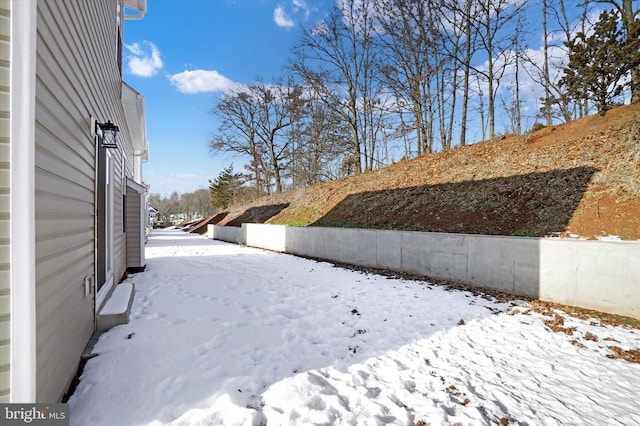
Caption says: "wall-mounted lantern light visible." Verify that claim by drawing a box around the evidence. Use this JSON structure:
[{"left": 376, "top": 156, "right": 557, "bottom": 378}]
[{"left": 96, "top": 120, "right": 120, "bottom": 149}]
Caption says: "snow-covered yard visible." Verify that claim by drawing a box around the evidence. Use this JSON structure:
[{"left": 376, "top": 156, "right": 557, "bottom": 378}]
[{"left": 68, "top": 229, "right": 640, "bottom": 426}]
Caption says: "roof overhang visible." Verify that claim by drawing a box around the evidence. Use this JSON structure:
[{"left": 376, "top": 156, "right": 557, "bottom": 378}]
[
  {"left": 124, "top": 0, "right": 147, "bottom": 20},
  {"left": 121, "top": 82, "right": 148, "bottom": 156}
]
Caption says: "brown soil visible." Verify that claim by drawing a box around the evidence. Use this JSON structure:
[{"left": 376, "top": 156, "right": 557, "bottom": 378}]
[{"left": 218, "top": 104, "right": 640, "bottom": 240}]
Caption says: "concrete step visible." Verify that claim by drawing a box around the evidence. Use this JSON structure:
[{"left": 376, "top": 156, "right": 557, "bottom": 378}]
[{"left": 96, "top": 282, "right": 135, "bottom": 331}]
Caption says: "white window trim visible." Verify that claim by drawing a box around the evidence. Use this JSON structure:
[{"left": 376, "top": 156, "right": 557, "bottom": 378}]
[{"left": 97, "top": 151, "right": 115, "bottom": 310}]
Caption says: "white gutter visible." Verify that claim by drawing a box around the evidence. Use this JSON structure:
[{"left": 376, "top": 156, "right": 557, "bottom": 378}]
[
  {"left": 124, "top": 0, "right": 147, "bottom": 20},
  {"left": 10, "top": 0, "right": 37, "bottom": 403}
]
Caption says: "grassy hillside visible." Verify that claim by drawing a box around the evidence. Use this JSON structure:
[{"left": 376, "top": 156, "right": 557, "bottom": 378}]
[{"left": 217, "top": 103, "right": 640, "bottom": 240}]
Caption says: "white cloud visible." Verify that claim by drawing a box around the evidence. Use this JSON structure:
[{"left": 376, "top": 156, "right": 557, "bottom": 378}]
[
  {"left": 292, "top": 0, "right": 311, "bottom": 20},
  {"left": 274, "top": 6, "right": 295, "bottom": 28},
  {"left": 168, "top": 69, "right": 236, "bottom": 94},
  {"left": 145, "top": 169, "right": 211, "bottom": 197},
  {"left": 125, "top": 41, "right": 163, "bottom": 77},
  {"left": 274, "top": 1, "right": 315, "bottom": 28},
  {"left": 126, "top": 43, "right": 144, "bottom": 56}
]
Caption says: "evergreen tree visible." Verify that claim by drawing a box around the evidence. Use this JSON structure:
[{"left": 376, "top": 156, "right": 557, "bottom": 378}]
[
  {"left": 209, "top": 165, "right": 244, "bottom": 209},
  {"left": 594, "top": 0, "right": 640, "bottom": 104},
  {"left": 561, "top": 9, "right": 640, "bottom": 114}
]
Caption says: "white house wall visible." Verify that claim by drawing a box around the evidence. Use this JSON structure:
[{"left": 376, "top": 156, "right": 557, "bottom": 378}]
[
  {"left": 32, "top": 0, "right": 133, "bottom": 402},
  {"left": 0, "top": 0, "right": 11, "bottom": 403}
]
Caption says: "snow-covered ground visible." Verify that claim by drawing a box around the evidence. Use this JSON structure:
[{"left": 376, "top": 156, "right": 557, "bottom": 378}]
[{"left": 68, "top": 229, "right": 640, "bottom": 426}]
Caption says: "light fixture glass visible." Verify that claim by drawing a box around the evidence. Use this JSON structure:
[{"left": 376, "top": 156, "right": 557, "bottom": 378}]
[{"left": 96, "top": 120, "right": 120, "bottom": 149}]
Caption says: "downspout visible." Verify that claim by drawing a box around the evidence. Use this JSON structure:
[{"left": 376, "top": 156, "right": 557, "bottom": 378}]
[
  {"left": 133, "top": 150, "right": 146, "bottom": 184},
  {"left": 10, "top": 0, "right": 37, "bottom": 403},
  {"left": 92, "top": 115, "right": 99, "bottom": 329}
]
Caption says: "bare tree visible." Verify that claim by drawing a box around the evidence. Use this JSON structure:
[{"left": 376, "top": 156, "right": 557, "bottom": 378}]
[
  {"left": 253, "top": 77, "right": 304, "bottom": 193},
  {"left": 525, "top": 0, "right": 579, "bottom": 123},
  {"left": 504, "top": 12, "right": 528, "bottom": 134},
  {"left": 191, "top": 188, "right": 215, "bottom": 217},
  {"left": 432, "top": 0, "right": 469, "bottom": 150},
  {"left": 542, "top": 0, "right": 553, "bottom": 125},
  {"left": 292, "top": 0, "right": 383, "bottom": 173},
  {"left": 180, "top": 189, "right": 215, "bottom": 219},
  {"left": 375, "top": 0, "right": 435, "bottom": 155},
  {"left": 578, "top": 2, "right": 592, "bottom": 116},
  {"left": 149, "top": 188, "right": 215, "bottom": 224},
  {"left": 290, "top": 90, "right": 352, "bottom": 185},
  {"left": 210, "top": 77, "right": 304, "bottom": 194},
  {"left": 211, "top": 87, "right": 266, "bottom": 194},
  {"left": 460, "top": 0, "right": 476, "bottom": 145},
  {"left": 473, "top": 0, "right": 528, "bottom": 139},
  {"left": 206, "top": 0, "right": 637, "bottom": 195},
  {"left": 430, "top": 0, "right": 483, "bottom": 147}
]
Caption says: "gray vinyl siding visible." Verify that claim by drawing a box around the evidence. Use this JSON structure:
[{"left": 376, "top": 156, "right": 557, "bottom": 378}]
[
  {"left": 126, "top": 181, "right": 144, "bottom": 269},
  {"left": 114, "top": 153, "right": 127, "bottom": 281},
  {"left": 0, "top": 0, "right": 11, "bottom": 403},
  {"left": 33, "top": 0, "right": 132, "bottom": 401}
]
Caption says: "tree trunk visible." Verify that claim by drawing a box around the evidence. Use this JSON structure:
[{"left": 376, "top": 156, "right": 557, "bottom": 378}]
[
  {"left": 622, "top": 0, "right": 640, "bottom": 103},
  {"left": 460, "top": 0, "right": 472, "bottom": 146},
  {"left": 543, "top": 0, "right": 553, "bottom": 126}
]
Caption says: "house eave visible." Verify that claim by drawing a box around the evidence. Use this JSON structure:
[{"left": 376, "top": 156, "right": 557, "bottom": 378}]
[
  {"left": 121, "top": 82, "right": 148, "bottom": 155},
  {"left": 124, "top": 0, "right": 147, "bottom": 20}
]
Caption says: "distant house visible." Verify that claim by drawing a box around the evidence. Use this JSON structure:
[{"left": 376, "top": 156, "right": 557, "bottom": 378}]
[
  {"left": 147, "top": 206, "right": 158, "bottom": 236},
  {"left": 148, "top": 206, "right": 159, "bottom": 223},
  {"left": 2, "top": 0, "right": 149, "bottom": 402}
]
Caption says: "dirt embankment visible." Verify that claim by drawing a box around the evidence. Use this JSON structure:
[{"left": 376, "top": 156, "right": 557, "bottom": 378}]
[{"left": 218, "top": 104, "right": 640, "bottom": 240}]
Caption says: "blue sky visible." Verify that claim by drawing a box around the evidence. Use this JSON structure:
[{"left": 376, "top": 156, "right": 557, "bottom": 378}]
[{"left": 123, "top": 0, "right": 331, "bottom": 196}]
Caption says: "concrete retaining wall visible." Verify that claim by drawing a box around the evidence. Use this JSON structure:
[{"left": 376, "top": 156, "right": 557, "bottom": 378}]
[
  {"left": 207, "top": 224, "right": 241, "bottom": 243},
  {"left": 209, "top": 224, "right": 640, "bottom": 319}
]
